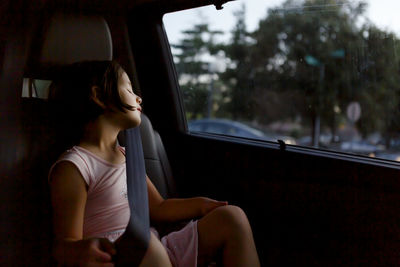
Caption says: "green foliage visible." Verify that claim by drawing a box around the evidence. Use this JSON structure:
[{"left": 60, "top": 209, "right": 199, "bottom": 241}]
[
  {"left": 180, "top": 83, "right": 209, "bottom": 120},
  {"left": 356, "top": 26, "right": 400, "bottom": 138},
  {"left": 219, "top": 4, "right": 255, "bottom": 120},
  {"left": 252, "top": 0, "right": 366, "bottom": 122},
  {"left": 172, "top": 19, "right": 224, "bottom": 119}
]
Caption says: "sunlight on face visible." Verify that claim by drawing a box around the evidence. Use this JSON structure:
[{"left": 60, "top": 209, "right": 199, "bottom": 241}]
[{"left": 117, "top": 72, "right": 142, "bottom": 128}]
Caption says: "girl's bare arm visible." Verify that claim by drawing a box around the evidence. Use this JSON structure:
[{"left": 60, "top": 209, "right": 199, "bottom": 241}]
[
  {"left": 50, "top": 162, "right": 87, "bottom": 241},
  {"left": 147, "top": 176, "right": 227, "bottom": 223},
  {"left": 50, "top": 162, "right": 115, "bottom": 266}
]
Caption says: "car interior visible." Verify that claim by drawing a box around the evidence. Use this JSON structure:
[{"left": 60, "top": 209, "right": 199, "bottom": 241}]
[{"left": 1, "top": 0, "right": 400, "bottom": 266}]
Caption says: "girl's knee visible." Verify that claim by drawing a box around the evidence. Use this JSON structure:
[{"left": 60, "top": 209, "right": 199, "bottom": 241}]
[
  {"left": 213, "top": 205, "right": 251, "bottom": 234},
  {"left": 215, "top": 205, "right": 247, "bottom": 220}
]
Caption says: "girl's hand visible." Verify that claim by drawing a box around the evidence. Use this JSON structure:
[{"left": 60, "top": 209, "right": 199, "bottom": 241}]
[
  {"left": 55, "top": 238, "right": 116, "bottom": 267},
  {"left": 197, "top": 197, "right": 228, "bottom": 217},
  {"left": 76, "top": 238, "right": 116, "bottom": 267}
]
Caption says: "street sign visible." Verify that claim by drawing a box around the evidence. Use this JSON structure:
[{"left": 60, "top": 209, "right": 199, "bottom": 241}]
[
  {"left": 305, "top": 55, "right": 321, "bottom": 66},
  {"left": 346, "top": 101, "right": 361, "bottom": 122}
]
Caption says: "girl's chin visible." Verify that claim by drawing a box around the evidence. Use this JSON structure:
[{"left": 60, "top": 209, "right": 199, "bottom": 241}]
[{"left": 125, "top": 118, "right": 141, "bottom": 129}]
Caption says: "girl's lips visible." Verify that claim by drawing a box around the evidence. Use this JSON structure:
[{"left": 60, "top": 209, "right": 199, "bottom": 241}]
[{"left": 136, "top": 107, "right": 142, "bottom": 112}]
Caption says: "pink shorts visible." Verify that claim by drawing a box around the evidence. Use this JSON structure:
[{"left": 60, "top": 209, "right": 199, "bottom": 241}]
[
  {"left": 102, "top": 220, "right": 198, "bottom": 266},
  {"left": 159, "top": 220, "right": 198, "bottom": 267}
]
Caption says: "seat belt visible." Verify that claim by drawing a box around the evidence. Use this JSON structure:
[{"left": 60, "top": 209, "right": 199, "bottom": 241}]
[{"left": 114, "top": 127, "right": 150, "bottom": 266}]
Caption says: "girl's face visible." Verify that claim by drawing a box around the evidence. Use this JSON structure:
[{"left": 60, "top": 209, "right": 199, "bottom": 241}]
[{"left": 117, "top": 71, "right": 142, "bottom": 128}]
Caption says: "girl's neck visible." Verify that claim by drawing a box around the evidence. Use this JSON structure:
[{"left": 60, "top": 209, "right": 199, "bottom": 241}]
[{"left": 79, "top": 116, "right": 121, "bottom": 153}]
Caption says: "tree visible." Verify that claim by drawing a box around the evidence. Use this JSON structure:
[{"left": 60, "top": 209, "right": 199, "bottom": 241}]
[
  {"left": 219, "top": 4, "right": 255, "bottom": 121},
  {"left": 355, "top": 25, "right": 400, "bottom": 146},
  {"left": 250, "top": 0, "right": 378, "bottom": 144},
  {"left": 172, "top": 18, "right": 224, "bottom": 120}
]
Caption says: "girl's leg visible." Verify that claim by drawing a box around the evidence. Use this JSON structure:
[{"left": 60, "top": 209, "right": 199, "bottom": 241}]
[
  {"left": 197, "top": 205, "right": 260, "bottom": 267},
  {"left": 139, "top": 232, "right": 172, "bottom": 267}
]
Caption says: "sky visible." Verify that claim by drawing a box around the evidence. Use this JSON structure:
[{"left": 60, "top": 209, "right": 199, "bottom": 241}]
[{"left": 163, "top": 0, "right": 400, "bottom": 44}]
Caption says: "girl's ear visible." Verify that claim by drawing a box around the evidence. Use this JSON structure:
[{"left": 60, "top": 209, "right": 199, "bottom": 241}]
[{"left": 91, "top": 86, "right": 106, "bottom": 109}]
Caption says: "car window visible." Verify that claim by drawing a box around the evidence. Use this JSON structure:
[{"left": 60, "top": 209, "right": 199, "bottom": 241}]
[{"left": 164, "top": 0, "right": 400, "bottom": 161}]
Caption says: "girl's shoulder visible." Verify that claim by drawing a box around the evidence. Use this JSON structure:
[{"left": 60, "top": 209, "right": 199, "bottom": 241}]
[
  {"left": 49, "top": 145, "right": 126, "bottom": 182},
  {"left": 59, "top": 146, "right": 84, "bottom": 159},
  {"left": 48, "top": 146, "right": 92, "bottom": 183},
  {"left": 55, "top": 146, "right": 94, "bottom": 170}
]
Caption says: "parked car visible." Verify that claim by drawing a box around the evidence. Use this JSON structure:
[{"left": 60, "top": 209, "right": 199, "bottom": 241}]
[
  {"left": 189, "top": 118, "right": 297, "bottom": 144},
  {"left": 188, "top": 118, "right": 268, "bottom": 140},
  {"left": 340, "top": 140, "right": 385, "bottom": 155}
]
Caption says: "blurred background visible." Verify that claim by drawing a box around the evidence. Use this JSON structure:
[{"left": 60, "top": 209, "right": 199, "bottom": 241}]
[{"left": 164, "top": 0, "right": 400, "bottom": 161}]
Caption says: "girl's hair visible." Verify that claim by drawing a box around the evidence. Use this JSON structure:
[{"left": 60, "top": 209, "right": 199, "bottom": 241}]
[{"left": 49, "top": 60, "right": 135, "bottom": 147}]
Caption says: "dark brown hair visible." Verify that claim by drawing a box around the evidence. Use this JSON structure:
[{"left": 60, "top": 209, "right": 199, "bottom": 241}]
[{"left": 49, "top": 60, "right": 135, "bottom": 146}]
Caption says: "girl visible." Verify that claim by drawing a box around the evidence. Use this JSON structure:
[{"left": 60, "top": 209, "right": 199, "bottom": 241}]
[{"left": 48, "top": 61, "right": 260, "bottom": 267}]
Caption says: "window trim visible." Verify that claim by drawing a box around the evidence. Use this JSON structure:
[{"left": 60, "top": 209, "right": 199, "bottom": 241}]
[
  {"left": 158, "top": 14, "right": 189, "bottom": 132},
  {"left": 188, "top": 130, "right": 400, "bottom": 170}
]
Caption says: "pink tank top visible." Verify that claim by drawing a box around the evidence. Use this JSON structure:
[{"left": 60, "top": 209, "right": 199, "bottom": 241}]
[{"left": 49, "top": 146, "right": 130, "bottom": 242}]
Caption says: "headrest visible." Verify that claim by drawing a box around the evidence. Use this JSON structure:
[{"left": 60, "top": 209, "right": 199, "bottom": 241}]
[{"left": 40, "top": 14, "right": 113, "bottom": 65}]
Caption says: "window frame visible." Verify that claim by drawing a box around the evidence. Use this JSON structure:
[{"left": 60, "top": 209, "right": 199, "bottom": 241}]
[{"left": 143, "top": 4, "right": 400, "bottom": 170}]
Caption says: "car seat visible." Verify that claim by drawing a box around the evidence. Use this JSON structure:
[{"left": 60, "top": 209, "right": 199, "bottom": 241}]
[
  {"left": 119, "top": 114, "right": 177, "bottom": 199},
  {"left": 12, "top": 12, "right": 177, "bottom": 266}
]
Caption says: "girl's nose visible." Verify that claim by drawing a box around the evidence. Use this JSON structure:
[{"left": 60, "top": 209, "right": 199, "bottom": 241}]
[{"left": 136, "top": 96, "right": 142, "bottom": 105}]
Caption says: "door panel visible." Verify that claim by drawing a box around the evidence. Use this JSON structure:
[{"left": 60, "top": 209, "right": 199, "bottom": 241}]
[{"left": 170, "top": 133, "right": 400, "bottom": 266}]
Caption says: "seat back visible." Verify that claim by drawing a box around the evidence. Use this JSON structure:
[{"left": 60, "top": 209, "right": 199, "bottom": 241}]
[
  {"left": 118, "top": 114, "right": 177, "bottom": 198},
  {"left": 4, "top": 14, "right": 113, "bottom": 266}
]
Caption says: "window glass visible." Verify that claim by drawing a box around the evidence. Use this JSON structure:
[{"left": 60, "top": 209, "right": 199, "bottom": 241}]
[{"left": 163, "top": 0, "right": 400, "bottom": 161}]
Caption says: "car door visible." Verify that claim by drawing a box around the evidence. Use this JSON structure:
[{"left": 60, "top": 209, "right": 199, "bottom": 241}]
[{"left": 127, "top": 1, "right": 400, "bottom": 266}]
